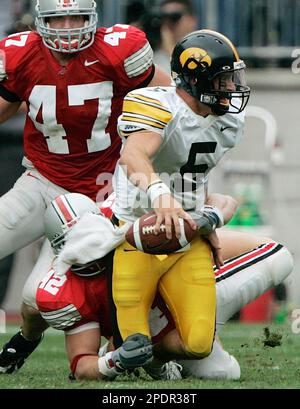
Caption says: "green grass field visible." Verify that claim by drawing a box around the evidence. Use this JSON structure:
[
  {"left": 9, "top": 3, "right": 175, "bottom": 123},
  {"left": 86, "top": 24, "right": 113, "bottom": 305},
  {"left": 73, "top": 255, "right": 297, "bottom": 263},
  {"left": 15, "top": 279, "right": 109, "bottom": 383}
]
[{"left": 0, "top": 322, "right": 300, "bottom": 389}]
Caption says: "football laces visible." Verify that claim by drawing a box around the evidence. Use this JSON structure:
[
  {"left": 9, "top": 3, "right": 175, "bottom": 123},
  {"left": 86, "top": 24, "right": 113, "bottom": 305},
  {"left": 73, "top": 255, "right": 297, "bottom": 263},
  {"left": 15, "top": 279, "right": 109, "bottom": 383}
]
[{"left": 142, "top": 225, "right": 166, "bottom": 235}]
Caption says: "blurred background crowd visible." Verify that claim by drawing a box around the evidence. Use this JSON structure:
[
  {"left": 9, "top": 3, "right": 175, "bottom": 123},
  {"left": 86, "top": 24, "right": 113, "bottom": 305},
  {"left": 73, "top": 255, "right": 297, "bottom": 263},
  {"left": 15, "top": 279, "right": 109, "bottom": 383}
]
[
  {"left": 1, "top": 0, "right": 300, "bottom": 68},
  {"left": 0, "top": 0, "right": 299, "bottom": 325}
]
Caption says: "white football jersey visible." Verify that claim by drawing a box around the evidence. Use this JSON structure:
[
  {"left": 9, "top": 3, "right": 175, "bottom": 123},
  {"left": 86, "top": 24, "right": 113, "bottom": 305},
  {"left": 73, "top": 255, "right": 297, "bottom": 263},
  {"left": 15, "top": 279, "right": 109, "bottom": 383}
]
[{"left": 113, "top": 86, "right": 245, "bottom": 222}]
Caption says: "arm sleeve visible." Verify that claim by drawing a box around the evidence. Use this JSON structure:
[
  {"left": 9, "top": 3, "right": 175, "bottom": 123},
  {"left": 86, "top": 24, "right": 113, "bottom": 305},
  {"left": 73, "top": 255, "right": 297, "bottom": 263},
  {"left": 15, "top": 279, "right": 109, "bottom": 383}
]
[{"left": 109, "top": 25, "right": 155, "bottom": 92}]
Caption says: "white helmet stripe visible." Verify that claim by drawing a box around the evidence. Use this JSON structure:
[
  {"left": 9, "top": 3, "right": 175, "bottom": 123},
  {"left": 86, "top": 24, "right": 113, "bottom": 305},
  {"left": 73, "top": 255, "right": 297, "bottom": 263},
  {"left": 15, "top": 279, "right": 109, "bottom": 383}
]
[{"left": 52, "top": 195, "right": 78, "bottom": 225}]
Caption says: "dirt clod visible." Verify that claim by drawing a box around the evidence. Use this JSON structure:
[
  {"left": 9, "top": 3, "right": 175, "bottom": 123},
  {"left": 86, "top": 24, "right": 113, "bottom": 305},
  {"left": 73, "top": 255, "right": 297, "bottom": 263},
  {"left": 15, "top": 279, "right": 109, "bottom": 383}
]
[{"left": 263, "top": 327, "right": 282, "bottom": 347}]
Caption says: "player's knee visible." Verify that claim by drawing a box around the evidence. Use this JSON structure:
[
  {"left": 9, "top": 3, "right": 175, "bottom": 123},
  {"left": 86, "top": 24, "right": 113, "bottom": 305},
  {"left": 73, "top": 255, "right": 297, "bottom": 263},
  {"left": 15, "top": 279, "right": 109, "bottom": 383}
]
[
  {"left": 183, "top": 320, "right": 214, "bottom": 358},
  {"left": 21, "top": 303, "right": 48, "bottom": 339},
  {"left": 74, "top": 363, "right": 91, "bottom": 381},
  {"left": 268, "top": 244, "right": 294, "bottom": 285},
  {"left": 72, "top": 356, "right": 99, "bottom": 381},
  {"left": 21, "top": 303, "right": 40, "bottom": 317}
]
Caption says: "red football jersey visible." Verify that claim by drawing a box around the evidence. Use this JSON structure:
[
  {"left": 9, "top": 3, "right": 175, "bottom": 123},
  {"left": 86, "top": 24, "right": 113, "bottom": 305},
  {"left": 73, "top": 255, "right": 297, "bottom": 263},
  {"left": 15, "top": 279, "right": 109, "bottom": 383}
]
[
  {"left": 36, "top": 268, "right": 112, "bottom": 338},
  {"left": 36, "top": 268, "right": 175, "bottom": 342},
  {"left": 0, "top": 26, "right": 154, "bottom": 201}
]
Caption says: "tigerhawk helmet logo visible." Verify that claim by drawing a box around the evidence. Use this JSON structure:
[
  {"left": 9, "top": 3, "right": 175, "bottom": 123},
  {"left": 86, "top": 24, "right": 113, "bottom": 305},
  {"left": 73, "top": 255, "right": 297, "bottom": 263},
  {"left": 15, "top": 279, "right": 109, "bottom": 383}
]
[{"left": 180, "top": 47, "right": 212, "bottom": 70}]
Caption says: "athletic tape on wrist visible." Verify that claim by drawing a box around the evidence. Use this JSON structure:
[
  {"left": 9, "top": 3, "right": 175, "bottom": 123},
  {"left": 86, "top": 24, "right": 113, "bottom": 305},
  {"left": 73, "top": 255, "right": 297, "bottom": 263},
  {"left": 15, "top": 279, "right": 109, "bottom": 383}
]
[
  {"left": 98, "top": 352, "right": 120, "bottom": 378},
  {"left": 202, "top": 205, "right": 224, "bottom": 228},
  {"left": 146, "top": 181, "right": 171, "bottom": 206}
]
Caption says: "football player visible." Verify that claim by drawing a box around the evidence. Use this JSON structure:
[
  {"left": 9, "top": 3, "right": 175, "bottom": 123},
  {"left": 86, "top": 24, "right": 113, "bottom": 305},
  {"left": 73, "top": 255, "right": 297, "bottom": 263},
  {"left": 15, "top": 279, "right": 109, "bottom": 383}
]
[
  {"left": 38, "top": 194, "right": 293, "bottom": 381},
  {"left": 0, "top": 0, "right": 171, "bottom": 368},
  {"left": 36, "top": 235, "right": 293, "bottom": 382},
  {"left": 0, "top": 192, "right": 293, "bottom": 379},
  {"left": 111, "top": 30, "right": 251, "bottom": 363}
]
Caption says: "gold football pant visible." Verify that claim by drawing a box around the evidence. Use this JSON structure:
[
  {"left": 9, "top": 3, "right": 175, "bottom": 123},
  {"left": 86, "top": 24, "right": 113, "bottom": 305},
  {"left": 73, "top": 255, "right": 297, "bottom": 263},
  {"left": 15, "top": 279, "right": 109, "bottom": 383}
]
[{"left": 113, "top": 235, "right": 216, "bottom": 357}]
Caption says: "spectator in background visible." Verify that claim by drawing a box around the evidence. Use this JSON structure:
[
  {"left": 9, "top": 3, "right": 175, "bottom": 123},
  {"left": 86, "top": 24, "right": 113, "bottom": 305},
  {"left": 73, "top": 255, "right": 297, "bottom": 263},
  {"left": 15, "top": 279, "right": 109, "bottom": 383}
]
[
  {"left": 124, "top": 0, "right": 147, "bottom": 30},
  {"left": 125, "top": 0, "right": 198, "bottom": 74},
  {"left": 125, "top": 1, "right": 162, "bottom": 52},
  {"left": 154, "top": 0, "right": 198, "bottom": 73}
]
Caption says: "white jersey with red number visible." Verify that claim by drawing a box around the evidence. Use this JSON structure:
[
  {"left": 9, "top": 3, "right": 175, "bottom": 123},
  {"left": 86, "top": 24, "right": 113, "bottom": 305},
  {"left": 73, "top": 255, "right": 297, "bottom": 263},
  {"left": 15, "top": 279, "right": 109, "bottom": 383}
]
[
  {"left": 36, "top": 267, "right": 175, "bottom": 342},
  {"left": 0, "top": 26, "right": 154, "bottom": 201}
]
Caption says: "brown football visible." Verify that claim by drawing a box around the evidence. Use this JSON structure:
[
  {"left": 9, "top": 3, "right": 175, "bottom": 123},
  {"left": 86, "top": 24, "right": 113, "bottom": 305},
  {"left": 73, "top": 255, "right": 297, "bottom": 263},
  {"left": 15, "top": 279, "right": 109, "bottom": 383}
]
[{"left": 125, "top": 211, "right": 197, "bottom": 254}]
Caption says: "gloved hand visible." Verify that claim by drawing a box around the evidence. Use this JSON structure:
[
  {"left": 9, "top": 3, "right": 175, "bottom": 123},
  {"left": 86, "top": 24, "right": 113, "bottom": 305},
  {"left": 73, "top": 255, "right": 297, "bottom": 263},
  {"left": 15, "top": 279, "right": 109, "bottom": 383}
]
[
  {"left": 196, "top": 205, "right": 224, "bottom": 235},
  {"left": 97, "top": 333, "right": 153, "bottom": 379},
  {"left": 112, "top": 333, "right": 153, "bottom": 370}
]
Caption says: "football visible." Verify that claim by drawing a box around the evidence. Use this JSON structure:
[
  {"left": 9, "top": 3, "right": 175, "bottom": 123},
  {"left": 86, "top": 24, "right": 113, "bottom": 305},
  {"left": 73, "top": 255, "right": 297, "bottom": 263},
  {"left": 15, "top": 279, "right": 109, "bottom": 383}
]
[{"left": 125, "top": 211, "right": 197, "bottom": 254}]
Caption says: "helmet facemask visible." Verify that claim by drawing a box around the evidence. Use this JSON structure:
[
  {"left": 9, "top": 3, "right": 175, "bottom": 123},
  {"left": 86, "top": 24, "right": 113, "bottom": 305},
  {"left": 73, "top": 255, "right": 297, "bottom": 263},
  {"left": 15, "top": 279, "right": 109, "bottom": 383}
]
[
  {"left": 50, "top": 216, "right": 79, "bottom": 255},
  {"left": 35, "top": 0, "right": 98, "bottom": 53},
  {"left": 174, "top": 59, "right": 250, "bottom": 116}
]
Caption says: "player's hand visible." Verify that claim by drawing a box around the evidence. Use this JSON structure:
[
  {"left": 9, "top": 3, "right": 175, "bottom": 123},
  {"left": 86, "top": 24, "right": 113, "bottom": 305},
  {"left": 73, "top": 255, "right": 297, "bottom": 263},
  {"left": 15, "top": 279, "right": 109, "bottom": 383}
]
[
  {"left": 0, "top": 50, "right": 7, "bottom": 82},
  {"left": 205, "top": 230, "right": 224, "bottom": 269},
  {"left": 112, "top": 333, "right": 153, "bottom": 370},
  {"left": 153, "top": 193, "right": 197, "bottom": 239}
]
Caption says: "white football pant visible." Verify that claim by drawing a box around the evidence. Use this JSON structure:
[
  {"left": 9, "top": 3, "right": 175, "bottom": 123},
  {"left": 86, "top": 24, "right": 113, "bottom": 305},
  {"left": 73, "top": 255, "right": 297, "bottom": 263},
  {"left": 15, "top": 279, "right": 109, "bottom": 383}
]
[
  {"left": 179, "top": 243, "right": 293, "bottom": 380},
  {"left": 215, "top": 243, "right": 294, "bottom": 327},
  {"left": 22, "top": 239, "right": 54, "bottom": 309},
  {"left": 0, "top": 166, "right": 68, "bottom": 260}
]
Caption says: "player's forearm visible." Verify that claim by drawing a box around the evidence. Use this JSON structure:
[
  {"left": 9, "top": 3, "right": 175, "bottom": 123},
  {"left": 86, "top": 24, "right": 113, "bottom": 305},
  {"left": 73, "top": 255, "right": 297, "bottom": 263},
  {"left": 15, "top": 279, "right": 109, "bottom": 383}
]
[
  {"left": 120, "top": 149, "right": 160, "bottom": 190},
  {"left": 119, "top": 133, "right": 162, "bottom": 191},
  {"left": 0, "top": 97, "right": 21, "bottom": 123}
]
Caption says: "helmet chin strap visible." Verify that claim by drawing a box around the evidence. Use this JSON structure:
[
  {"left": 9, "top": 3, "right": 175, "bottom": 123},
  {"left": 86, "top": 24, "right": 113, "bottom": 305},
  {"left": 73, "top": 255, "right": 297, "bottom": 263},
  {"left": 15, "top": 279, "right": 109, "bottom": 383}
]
[
  {"left": 176, "top": 76, "right": 232, "bottom": 116},
  {"left": 211, "top": 102, "right": 229, "bottom": 116}
]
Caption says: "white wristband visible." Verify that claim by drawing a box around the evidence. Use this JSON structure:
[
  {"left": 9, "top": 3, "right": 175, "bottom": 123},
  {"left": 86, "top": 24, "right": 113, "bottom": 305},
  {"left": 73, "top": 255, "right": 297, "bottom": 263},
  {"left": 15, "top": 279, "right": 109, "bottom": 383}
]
[
  {"left": 98, "top": 352, "right": 120, "bottom": 379},
  {"left": 146, "top": 181, "right": 171, "bottom": 206}
]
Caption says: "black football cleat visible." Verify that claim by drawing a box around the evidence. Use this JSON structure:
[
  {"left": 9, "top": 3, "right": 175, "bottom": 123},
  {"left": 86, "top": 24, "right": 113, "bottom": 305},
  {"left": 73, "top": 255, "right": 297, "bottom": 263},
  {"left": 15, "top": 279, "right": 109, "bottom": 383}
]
[{"left": 0, "top": 330, "right": 43, "bottom": 374}]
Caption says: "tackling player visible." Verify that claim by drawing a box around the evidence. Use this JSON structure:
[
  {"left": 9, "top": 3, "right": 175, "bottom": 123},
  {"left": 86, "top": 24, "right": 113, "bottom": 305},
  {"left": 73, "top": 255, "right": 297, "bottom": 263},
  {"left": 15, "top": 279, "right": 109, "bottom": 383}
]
[
  {"left": 34, "top": 194, "right": 293, "bottom": 381},
  {"left": 0, "top": 192, "right": 293, "bottom": 378},
  {"left": 0, "top": 0, "right": 171, "bottom": 369}
]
